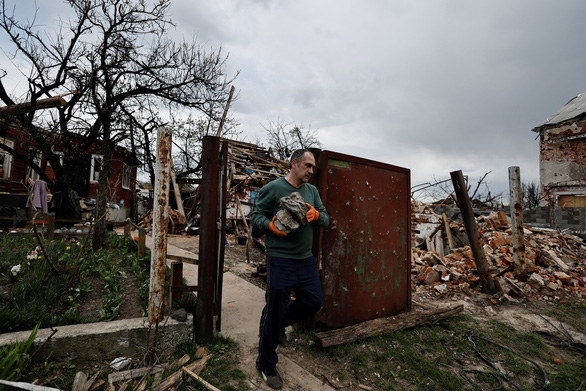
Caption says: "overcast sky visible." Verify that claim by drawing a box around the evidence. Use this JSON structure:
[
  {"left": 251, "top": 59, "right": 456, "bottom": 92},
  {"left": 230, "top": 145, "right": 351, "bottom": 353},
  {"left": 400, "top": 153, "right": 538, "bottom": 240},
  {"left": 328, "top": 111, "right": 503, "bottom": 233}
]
[{"left": 3, "top": 1, "right": 586, "bottom": 202}]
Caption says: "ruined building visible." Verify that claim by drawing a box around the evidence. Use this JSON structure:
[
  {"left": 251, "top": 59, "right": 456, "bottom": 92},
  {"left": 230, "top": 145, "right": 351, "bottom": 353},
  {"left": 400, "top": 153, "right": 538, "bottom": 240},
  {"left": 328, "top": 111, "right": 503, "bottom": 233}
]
[{"left": 531, "top": 93, "right": 586, "bottom": 231}]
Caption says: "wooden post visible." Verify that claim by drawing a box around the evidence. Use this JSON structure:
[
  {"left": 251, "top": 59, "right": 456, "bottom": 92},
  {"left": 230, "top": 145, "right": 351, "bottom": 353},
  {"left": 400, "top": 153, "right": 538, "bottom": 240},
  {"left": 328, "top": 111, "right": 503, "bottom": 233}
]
[
  {"left": 169, "top": 261, "right": 183, "bottom": 308},
  {"left": 124, "top": 221, "right": 130, "bottom": 237},
  {"left": 442, "top": 213, "right": 454, "bottom": 250},
  {"left": 450, "top": 170, "right": 496, "bottom": 294},
  {"left": 138, "top": 228, "right": 146, "bottom": 258},
  {"left": 215, "top": 85, "right": 235, "bottom": 137},
  {"left": 235, "top": 197, "right": 249, "bottom": 233},
  {"left": 170, "top": 157, "right": 186, "bottom": 220},
  {"left": 508, "top": 166, "right": 527, "bottom": 281},
  {"left": 47, "top": 213, "right": 55, "bottom": 241},
  {"left": 148, "top": 127, "right": 172, "bottom": 324}
]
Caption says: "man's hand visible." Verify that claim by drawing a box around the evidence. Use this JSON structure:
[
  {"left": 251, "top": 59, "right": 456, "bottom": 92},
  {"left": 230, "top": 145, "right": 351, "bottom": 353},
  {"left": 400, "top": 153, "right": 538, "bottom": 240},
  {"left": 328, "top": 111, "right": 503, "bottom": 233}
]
[
  {"left": 305, "top": 203, "right": 319, "bottom": 222},
  {"left": 269, "top": 216, "right": 288, "bottom": 237}
]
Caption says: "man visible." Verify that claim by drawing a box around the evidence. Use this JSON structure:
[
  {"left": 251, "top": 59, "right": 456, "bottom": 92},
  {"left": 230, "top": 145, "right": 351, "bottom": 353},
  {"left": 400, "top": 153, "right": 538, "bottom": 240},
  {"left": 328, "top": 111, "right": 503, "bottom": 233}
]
[{"left": 252, "top": 149, "right": 329, "bottom": 389}]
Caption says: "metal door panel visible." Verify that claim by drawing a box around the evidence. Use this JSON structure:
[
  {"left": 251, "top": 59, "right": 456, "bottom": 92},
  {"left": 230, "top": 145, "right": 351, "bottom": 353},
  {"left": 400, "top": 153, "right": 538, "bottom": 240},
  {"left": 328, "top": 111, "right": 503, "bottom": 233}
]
[{"left": 317, "top": 151, "right": 411, "bottom": 327}]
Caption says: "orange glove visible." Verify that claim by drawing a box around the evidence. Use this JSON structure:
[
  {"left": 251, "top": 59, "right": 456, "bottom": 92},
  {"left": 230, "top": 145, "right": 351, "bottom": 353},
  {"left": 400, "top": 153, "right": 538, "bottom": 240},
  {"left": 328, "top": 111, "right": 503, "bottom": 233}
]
[
  {"left": 305, "top": 203, "right": 319, "bottom": 222},
  {"left": 269, "top": 216, "right": 287, "bottom": 237}
]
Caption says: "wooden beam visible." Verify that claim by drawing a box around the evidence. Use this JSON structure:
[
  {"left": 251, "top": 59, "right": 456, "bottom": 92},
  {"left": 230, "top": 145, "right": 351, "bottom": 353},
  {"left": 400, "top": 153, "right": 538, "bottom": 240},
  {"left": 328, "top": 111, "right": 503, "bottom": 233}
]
[
  {"left": 442, "top": 213, "right": 454, "bottom": 250},
  {"left": 315, "top": 305, "right": 464, "bottom": 348}
]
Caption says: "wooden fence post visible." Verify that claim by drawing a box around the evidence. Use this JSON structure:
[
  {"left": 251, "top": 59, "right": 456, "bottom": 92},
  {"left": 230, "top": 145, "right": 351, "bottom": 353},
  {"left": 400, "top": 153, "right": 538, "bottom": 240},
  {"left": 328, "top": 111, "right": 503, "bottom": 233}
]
[
  {"left": 169, "top": 261, "right": 183, "bottom": 308},
  {"left": 138, "top": 228, "right": 146, "bottom": 258}
]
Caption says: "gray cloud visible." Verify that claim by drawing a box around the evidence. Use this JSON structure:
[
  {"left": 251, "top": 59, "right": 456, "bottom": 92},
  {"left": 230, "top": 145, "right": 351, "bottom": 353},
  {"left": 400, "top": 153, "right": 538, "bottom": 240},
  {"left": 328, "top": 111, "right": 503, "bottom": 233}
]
[{"left": 3, "top": 0, "right": 586, "bottom": 202}]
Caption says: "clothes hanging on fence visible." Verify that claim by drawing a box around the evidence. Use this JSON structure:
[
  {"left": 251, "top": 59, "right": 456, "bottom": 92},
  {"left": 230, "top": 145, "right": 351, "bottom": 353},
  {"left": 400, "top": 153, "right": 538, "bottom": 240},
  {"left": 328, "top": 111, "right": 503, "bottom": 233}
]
[{"left": 26, "top": 179, "right": 48, "bottom": 214}]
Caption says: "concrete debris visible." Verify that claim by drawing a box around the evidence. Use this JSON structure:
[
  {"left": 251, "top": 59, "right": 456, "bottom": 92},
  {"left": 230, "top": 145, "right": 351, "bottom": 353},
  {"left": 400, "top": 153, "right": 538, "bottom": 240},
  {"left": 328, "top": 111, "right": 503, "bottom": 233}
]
[
  {"left": 412, "top": 202, "right": 586, "bottom": 304},
  {"left": 274, "top": 192, "right": 309, "bottom": 233},
  {"left": 109, "top": 357, "right": 132, "bottom": 371}
]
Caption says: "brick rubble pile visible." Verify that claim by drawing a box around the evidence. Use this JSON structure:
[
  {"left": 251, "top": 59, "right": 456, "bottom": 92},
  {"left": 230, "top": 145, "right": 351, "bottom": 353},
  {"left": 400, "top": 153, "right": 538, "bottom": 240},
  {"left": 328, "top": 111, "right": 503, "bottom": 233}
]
[{"left": 412, "top": 205, "right": 586, "bottom": 304}]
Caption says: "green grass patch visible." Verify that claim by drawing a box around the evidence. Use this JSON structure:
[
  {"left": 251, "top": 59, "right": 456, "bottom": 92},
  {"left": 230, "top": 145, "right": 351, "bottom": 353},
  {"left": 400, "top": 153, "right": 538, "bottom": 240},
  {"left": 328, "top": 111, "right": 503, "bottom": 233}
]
[
  {"left": 0, "top": 233, "right": 151, "bottom": 333},
  {"left": 172, "top": 335, "right": 249, "bottom": 391}
]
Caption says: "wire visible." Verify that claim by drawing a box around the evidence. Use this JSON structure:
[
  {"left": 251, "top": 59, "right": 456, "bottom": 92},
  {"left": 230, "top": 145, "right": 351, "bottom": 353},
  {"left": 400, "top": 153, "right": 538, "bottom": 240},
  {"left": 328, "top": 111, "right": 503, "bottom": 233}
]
[{"left": 467, "top": 335, "right": 551, "bottom": 390}]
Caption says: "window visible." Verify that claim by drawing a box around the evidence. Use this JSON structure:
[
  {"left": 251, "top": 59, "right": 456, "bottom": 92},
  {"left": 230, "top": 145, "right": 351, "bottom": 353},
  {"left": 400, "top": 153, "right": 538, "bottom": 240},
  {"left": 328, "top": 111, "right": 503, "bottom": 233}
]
[
  {"left": 0, "top": 138, "right": 14, "bottom": 180},
  {"left": 122, "top": 164, "right": 131, "bottom": 189},
  {"left": 90, "top": 154, "right": 103, "bottom": 183},
  {"left": 27, "top": 151, "right": 43, "bottom": 182}
]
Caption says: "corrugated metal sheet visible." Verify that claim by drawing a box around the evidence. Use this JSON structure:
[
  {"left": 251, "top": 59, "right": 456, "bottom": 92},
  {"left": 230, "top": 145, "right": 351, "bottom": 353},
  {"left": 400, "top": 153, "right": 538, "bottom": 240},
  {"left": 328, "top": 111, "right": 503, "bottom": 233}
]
[
  {"left": 538, "top": 93, "right": 586, "bottom": 128},
  {"left": 317, "top": 151, "right": 411, "bottom": 327}
]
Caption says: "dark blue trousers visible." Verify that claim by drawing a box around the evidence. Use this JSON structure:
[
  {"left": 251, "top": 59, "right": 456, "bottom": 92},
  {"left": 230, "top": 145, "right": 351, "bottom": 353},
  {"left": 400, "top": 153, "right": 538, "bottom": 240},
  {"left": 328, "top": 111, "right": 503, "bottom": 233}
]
[{"left": 256, "top": 255, "right": 323, "bottom": 370}]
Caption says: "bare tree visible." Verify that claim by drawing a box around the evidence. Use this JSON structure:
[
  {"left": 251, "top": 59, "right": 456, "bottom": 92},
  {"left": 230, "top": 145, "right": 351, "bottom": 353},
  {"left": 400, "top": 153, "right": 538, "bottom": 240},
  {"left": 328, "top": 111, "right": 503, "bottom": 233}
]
[
  {"left": 412, "top": 172, "right": 504, "bottom": 209},
  {"left": 0, "top": 0, "right": 237, "bottom": 249},
  {"left": 260, "top": 118, "right": 321, "bottom": 160},
  {"left": 522, "top": 180, "right": 541, "bottom": 210},
  {"left": 170, "top": 103, "right": 241, "bottom": 181}
]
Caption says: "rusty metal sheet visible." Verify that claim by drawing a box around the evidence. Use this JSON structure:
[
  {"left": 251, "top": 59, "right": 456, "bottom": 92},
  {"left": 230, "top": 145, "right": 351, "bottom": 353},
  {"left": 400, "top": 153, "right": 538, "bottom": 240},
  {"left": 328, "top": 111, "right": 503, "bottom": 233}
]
[
  {"left": 196, "top": 136, "right": 227, "bottom": 342},
  {"left": 317, "top": 151, "right": 411, "bottom": 327}
]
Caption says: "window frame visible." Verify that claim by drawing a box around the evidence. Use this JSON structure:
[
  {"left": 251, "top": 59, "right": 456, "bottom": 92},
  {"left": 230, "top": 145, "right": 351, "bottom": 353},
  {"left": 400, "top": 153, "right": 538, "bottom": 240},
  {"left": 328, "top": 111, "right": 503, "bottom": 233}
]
[
  {"left": 90, "top": 154, "right": 103, "bottom": 183},
  {"left": 122, "top": 164, "right": 131, "bottom": 190},
  {"left": 0, "top": 138, "right": 15, "bottom": 180}
]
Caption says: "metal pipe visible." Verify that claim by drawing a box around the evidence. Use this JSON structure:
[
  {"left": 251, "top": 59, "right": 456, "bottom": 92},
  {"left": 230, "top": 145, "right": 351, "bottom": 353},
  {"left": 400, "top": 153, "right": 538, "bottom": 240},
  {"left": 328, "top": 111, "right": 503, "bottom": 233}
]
[
  {"left": 148, "top": 127, "right": 172, "bottom": 324},
  {"left": 508, "top": 166, "right": 527, "bottom": 281}
]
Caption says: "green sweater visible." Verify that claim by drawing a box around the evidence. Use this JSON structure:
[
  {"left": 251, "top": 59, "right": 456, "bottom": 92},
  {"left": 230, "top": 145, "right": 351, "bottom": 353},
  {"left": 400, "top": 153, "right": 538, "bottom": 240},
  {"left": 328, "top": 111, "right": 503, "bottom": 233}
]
[{"left": 252, "top": 178, "right": 329, "bottom": 259}]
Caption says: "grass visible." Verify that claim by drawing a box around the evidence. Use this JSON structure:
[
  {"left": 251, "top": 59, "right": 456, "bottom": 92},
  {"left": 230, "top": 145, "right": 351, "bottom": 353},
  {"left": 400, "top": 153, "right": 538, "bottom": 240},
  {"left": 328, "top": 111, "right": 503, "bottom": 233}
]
[
  {"left": 287, "top": 307, "right": 586, "bottom": 391},
  {"left": 0, "top": 233, "right": 151, "bottom": 333},
  {"left": 32, "top": 335, "right": 251, "bottom": 391},
  {"left": 3, "top": 233, "right": 585, "bottom": 390}
]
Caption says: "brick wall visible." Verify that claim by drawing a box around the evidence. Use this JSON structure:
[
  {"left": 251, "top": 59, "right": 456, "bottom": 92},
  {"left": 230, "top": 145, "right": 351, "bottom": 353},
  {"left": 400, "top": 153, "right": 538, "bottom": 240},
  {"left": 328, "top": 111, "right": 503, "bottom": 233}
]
[
  {"left": 537, "top": 117, "right": 586, "bottom": 200},
  {"left": 524, "top": 206, "right": 586, "bottom": 232}
]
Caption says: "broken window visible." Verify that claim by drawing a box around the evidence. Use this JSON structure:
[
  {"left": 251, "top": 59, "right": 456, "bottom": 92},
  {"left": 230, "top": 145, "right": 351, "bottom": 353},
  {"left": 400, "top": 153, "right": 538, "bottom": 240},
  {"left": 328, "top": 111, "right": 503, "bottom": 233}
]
[
  {"left": 122, "top": 164, "right": 131, "bottom": 189},
  {"left": 0, "top": 138, "right": 14, "bottom": 180},
  {"left": 90, "top": 154, "right": 103, "bottom": 182}
]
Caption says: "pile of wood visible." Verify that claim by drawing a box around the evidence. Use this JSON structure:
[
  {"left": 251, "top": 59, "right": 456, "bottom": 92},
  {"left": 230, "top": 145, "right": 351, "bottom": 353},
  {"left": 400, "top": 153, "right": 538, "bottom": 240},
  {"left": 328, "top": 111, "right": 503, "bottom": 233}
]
[
  {"left": 223, "top": 139, "right": 288, "bottom": 240},
  {"left": 412, "top": 204, "right": 586, "bottom": 304},
  {"left": 224, "top": 139, "right": 288, "bottom": 191},
  {"left": 137, "top": 208, "right": 187, "bottom": 234},
  {"left": 68, "top": 351, "right": 216, "bottom": 391}
]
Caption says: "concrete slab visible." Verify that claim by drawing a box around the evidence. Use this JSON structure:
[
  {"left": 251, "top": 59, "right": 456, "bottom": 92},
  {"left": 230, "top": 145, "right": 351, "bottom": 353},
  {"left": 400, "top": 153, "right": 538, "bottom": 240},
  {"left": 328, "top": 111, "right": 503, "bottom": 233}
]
[{"left": 0, "top": 316, "right": 193, "bottom": 363}]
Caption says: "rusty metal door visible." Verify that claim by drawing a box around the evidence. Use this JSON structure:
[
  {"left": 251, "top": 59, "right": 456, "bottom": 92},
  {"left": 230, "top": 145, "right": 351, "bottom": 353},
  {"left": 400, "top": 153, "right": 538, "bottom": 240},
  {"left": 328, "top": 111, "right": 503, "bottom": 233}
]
[
  {"left": 317, "top": 151, "right": 411, "bottom": 327},
  {"left": 196, "top": 136, "right": 227, "bottom": 342}
]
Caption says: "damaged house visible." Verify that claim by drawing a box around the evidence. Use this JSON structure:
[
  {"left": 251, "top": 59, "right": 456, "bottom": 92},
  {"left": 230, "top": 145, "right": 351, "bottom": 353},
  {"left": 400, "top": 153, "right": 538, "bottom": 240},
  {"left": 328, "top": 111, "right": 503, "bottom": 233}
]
[
  {"left": 531, "top": 93, "right": 586, "bottom": 231},
  {"left": 0, "top": 120, "right": 138, "bottom": 222}
]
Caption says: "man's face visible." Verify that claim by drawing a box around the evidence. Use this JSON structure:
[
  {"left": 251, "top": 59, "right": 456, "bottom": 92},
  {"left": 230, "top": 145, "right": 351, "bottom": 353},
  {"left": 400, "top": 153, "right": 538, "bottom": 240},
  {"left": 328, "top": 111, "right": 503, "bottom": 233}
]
[{"left": 292, "top": 152, "right": 316, "bottom": 183}]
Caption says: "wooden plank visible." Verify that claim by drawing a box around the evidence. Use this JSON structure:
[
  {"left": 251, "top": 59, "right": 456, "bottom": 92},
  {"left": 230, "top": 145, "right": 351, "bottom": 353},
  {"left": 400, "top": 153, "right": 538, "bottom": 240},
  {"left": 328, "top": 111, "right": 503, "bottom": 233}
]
[
  {"left": 182, "top": 367, "right": 222, "bottom": 391},
  {"left": 107, "top": 365, "right": 165, "bottom": 383},
  {"left": 167, "top": 253, "right": 198, "bottom": 264},
  {"left": 315, "top": 305, "right": 464, "bottom": 348},
  {"left": 152, "top": 355, "right": 212, "bottom": 391},
  {"left": 0, "top": 380, "right": 61, "bottom": 391},
  {"left": 235, "top": 197, "right": 249, "bottom": 234},
  {"left": 442, "top": 213, "right": 454, "bottom": 250},
  {"left": 170, "top": 157, "right": 186, "bottom": 219}
]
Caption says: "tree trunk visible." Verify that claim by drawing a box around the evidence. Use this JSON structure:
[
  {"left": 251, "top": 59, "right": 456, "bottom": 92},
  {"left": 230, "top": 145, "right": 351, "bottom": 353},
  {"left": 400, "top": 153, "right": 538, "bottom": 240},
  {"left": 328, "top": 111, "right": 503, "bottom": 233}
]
[{"left": 92, "top": 125, "right": 112, "bottom": 251}]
